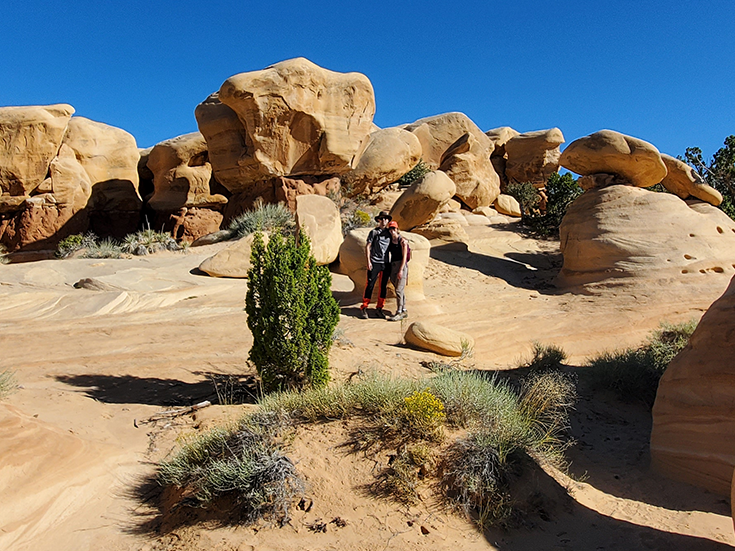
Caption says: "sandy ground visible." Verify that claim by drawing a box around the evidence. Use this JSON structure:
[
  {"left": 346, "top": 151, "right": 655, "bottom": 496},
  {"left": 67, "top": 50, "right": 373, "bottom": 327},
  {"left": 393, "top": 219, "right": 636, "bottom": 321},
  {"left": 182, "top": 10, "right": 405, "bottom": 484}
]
[{"left": 1, "top": 221, "right": 733, "bottom": 551}]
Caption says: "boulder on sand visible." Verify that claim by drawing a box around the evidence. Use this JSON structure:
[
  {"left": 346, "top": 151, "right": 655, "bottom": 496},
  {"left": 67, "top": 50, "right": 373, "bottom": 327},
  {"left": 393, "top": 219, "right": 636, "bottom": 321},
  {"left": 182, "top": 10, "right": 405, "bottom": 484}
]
[
  {"left": 389, "top": 170, "right": 456, "bottom": 230},
  {"left": 199, "top": 233, "right": 269, "bottom": 278},
  {"left": 404, "top": 321, "right": 474, "bottom": 357},
  {"left": 494, "top": 194, "right": 522, "bottom": 217},
  {"left": 295, "top": 194, "right": 343, "bottom": 265}
]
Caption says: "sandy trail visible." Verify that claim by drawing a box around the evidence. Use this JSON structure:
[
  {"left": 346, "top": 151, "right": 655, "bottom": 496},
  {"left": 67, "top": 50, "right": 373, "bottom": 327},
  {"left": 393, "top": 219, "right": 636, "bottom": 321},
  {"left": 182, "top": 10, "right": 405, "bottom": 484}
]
[{"left": 0, "top": 224, "right": 733, "bottom": 550}]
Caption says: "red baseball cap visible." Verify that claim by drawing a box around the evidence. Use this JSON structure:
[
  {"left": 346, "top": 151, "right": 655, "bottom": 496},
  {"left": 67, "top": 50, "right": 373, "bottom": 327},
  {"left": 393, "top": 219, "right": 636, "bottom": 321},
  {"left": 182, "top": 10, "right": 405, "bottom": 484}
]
[{"left": 388, "top": 221, "right": 399, "bottom": 229}]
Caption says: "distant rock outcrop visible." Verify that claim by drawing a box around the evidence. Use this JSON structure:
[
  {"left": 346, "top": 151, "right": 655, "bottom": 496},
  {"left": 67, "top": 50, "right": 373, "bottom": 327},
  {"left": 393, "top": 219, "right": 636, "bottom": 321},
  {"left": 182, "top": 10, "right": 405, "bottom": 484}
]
[
  {"left": 651, "top": 274, "right": 735, "bottom": 495},
  {"left": 199, "top": 233, "right": 268, "bottom": 278}
]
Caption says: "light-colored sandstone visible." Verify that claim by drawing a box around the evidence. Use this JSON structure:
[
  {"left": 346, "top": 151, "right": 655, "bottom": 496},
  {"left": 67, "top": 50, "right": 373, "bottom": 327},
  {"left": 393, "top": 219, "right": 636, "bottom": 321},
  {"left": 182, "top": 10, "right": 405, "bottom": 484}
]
[
  {"left": 494, "top": 194, "right": 522, "bottom": 217},
  {"left": 462, "top": 213, "right": 492, "bottom": 226},
  {"left": 295, "top": 195, "right": 343, "bottom": 265},
  {"left": 660, "top": 154, "right": 722, "bottom": 206},
  {"left": 0, "top": 104, "right": 75, "bottom": 197},
  {"left": 437, "top": 212, "right": 469, "bottom": 226},
  {"left": 404, "top": 321, "right": 474, "bottom": 357},
  {"left": 559, "top": 130, "right": 667, "bottom": 188},
  {"left": 505, "top": 128, "right": 564, "bottom": 185},
  {"left": 389, "top": 171, "right": 456, "bottom": 230},
  {"left": 485, "top": 126, "right": 520, "bottom": 155},
  {"left": 439, "top": 198, "right": 462, "bottom": 213},
  {"left": 46, "top": 144, "right": 92, "bottom": 209},
  {"left": 412, "top": 218, "right": 469, "bottom": 245},
  {"left": 472, "top": 206, "right": 496, "bottom": 218},
  {"left": 198, "top": 233, "right": 269, "bottom": 278},
  {"left": 439, "top": 132, "right": 500, "bottom": 209},
  {"left": 342, "top": 128, "right": 422, "bottom": 197},
  {"left": 651, "top": 274, "right": 735, "bottom": 495}
]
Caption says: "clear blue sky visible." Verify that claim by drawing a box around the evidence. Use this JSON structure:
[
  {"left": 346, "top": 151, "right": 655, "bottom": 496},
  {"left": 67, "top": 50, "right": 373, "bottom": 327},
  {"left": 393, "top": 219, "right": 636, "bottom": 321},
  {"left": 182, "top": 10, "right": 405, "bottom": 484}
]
[{"left": 3, "top": 1, "right": 734, "bottom": 160}]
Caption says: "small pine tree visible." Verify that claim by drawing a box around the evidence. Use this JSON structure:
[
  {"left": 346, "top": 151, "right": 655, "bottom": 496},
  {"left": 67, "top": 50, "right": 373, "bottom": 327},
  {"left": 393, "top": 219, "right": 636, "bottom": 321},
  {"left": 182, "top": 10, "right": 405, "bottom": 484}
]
[{"left": 246, "top": 230, "right": 340, "bottom": 392}]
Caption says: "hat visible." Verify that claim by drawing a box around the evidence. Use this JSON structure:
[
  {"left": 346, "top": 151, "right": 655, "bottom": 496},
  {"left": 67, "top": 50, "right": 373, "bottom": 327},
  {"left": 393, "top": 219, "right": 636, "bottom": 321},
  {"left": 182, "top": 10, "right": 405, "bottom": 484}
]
[
  {"left": 388, "top": 221, "right": 399, "bottom": 229},
  {"left": 375, "top": 211, "right": 392, "bottom": 222}
]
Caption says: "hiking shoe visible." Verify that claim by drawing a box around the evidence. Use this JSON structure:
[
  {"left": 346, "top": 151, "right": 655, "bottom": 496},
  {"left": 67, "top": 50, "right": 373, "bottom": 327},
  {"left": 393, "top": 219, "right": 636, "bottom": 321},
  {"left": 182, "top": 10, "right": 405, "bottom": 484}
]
[
  {"left": 397, "top": 311, "right": 408, "bottom": 320},
  {"left": 387, "top": 312, "right": 402, "bottom": 321},
  {"left": 376, "top": 308, "right": 387, "bottom": 319},
  {"left": 360, "top": 308, "right": 369, "bottom": 319}
]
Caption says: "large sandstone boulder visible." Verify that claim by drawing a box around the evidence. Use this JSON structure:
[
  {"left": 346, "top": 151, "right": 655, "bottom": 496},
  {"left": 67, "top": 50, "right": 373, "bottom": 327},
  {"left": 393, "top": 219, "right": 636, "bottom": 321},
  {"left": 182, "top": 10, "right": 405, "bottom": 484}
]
[
  {"left": 0, "top": 104, "right": 74, "bottom": 196},
  {"left": 494, "top": 194, "right": 522, "bottom": 217},
  {"left": 404, "top": 112, "right": 493, "bottom": 169},
  {"left": 651, "top": 274, "right": 735, "bottom": 495},
  {"left": 559, "top": 130, "right": 667, "bottom": 188},
  {"left": 147, "top": 132, "right": 227, "bottom": 211},
  {"left": 212, "top": 58, "right": 375, "bottom": 186},
  {"left": 558, "top": 185, "right": 735, "bottom": 286},
  {"left": 295, "top": 195, "right": 343, "bottom": 265},
  {"left": 439, "top": 133, "right": 500, "bottom": 209},
  {"left": 404, "top": 321, "right": 474, "bottom": 357},
  {"left": 341, "top": 127, "right": 422, "bottom": 197},
  {"left": 389, "top": 170, "right": 456, "bottom": 230},
  {"left": 485, "top": 126, "right": 520, "bottom": 155},
  {"left": 411, "top": 218, "right": 469, "bottom": 245},
  {"left": 338, "top": 228, "right": 430, "bottom": 300},
  {"left": 198, "top": 233, "right": 269, "bottom": 278},
  {"left": 660, "top": 154, "right": 722, "bottom": 206},
  {"left": 505, "top": 128, "right": 564, "bottom": 186}
]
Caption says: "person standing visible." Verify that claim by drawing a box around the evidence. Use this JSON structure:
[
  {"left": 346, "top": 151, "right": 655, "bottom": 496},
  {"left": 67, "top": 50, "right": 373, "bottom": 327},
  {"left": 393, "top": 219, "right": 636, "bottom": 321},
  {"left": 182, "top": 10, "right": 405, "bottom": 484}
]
[
  {"left": 360, "top": 211, "right": 392, "bottom": 319},
  {"left": 386, "top": 221, "right": 409, "bottom": 321}
]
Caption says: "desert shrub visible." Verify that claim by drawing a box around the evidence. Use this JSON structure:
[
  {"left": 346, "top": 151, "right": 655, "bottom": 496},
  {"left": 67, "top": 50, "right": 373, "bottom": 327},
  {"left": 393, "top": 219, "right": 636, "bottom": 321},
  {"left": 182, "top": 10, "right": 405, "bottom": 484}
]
[
  {"left": 586, "top": 320, "right": 696, "bottom": 406},
  {"left": 682, "top": 136, "right": 735, "bottom": 220},
  {"left": 82, "top": 237, "right": 124, "bottom": 259},
  {"left": 342, "top": 208, "right": 374, "bottom": 234},
  {"left": 371, "top": 443, "right": 435, "bottom": 505},
  {"left": 523, "top": 342, "right": 567, "bottom": 372},
  {"left": 0, "top": 371, "right": 17, "bottom": 399},
  {"left": 229, "top": 201, "right": 295, "bottom": 239},
  {"left": 56, "top": 232, "right": 98, "bottom": 258},
  {"left": 523, "top": 173, "right": 583, "bottom": 236},
  {"left": 505, "top": 182, "right": 539, "bottom": 215},
  {"left": 121, "top": 229, "right": 179, "bottom": 255},
  {"left": 157, "top": 417, "right": 303, "bottom": 524},
  {"left": 395, "top": 159, "right": 431, "bottom": 188},
  {"left": 402, "top": 389, "right": 446, "bottom": 437},
  {"left": 246, "top": 231, "right": 340, "bottom": 392},
  {"left": 0, "top": 244, "right": 8, "bottom": 264}
]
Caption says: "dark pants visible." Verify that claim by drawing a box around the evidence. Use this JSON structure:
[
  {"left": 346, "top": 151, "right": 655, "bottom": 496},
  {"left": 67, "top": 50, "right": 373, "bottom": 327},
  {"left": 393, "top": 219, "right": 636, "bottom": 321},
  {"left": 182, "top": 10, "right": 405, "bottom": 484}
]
[{"left": 363, "top": 262, "right": 391, "bottom": 304}]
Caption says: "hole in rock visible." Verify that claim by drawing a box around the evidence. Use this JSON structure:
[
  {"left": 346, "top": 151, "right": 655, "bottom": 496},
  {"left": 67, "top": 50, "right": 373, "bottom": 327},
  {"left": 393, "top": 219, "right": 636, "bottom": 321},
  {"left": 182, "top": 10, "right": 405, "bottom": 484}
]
[
  {"left": 684, "top": 254, "right": 694, "bottom": 260},
  {"left": 717, "top": 226, "right": 724, "bottom": 234},
  {"left": 681, "top": 269, "right": 688, "bottom": 274},
  {"left": 712, "top": 266, "right": 724, "bottom": 273}
]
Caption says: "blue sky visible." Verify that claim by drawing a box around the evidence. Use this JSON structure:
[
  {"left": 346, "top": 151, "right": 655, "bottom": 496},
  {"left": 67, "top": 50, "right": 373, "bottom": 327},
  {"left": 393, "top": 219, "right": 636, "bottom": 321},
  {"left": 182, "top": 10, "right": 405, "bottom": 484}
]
[{"left": 3, "top": 1, "right": 734, "bottom": 160}]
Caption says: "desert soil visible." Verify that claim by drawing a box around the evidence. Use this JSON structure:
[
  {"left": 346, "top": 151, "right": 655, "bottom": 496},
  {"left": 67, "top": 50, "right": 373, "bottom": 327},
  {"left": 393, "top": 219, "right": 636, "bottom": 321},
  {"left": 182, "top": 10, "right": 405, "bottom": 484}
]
[{"left": 1, "top": 220, "right": 733, "bottom": 551}]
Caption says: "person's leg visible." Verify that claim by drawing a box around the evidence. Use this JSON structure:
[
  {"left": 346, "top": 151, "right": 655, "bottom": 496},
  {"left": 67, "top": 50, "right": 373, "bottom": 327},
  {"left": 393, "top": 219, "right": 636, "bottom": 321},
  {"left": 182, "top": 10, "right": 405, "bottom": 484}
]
[
  {"left": 395, "top": 264, "right": 407, "bottom": 315},
  {"left": 362, "top": 262, "right": 383, "bottom": 311}
]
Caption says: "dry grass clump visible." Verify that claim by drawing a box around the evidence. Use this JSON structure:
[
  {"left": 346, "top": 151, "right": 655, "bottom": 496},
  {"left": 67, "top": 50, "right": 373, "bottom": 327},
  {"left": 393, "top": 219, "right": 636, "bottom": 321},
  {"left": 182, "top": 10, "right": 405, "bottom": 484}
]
[
  {"left": 523, "top": 342, "right": 567, "bottom": 372},
  {"left": 0, "top": 371, "right": 17, "bottom": 399},
  {"left": 121, "top": 229, "right": 180, "bottom": 255},
  {"left": 228, "top": 201, "right": 295, "bottom": 239},
  {"left": 586, "top": 320, "right": 696, "bottom": 406},
  {"left": 0, "top": 244, "right": 8, "bottom": 264}
]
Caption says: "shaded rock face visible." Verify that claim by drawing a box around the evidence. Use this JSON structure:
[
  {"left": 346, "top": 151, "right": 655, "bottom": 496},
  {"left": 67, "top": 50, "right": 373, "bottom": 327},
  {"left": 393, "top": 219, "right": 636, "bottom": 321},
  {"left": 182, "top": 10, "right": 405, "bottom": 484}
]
[
  {"left": 338, "top": 228, "right": 430, "bottom": 300},
  {"left": 389, "top": 170, "right": 456, "bottom": 230},
  {"left": 404, "top": 321, "right": 474, "bottom": 357},
  {"left": 558, "top": 185, "right": 735, "bottom": 287},
  {"left": 295, "top": 194, "right": 343, "bottom": 265},
  {"left": 660, "top": 154, "right": 722, "bottom": 206},
  {"left": 559, "top": 129, "right": 667, "bottom": 188},
  {"left": 439, "top": 133, "right": 500, "bottom": 209},
  {"left": 651, "top": 274, "right": 735, "bottom": 495},
  {"left": 341, "top": 127, "right": 422, "bottom": 197},
  {"left": 504, "top": 128, "right": 564, "bottom": 186}
]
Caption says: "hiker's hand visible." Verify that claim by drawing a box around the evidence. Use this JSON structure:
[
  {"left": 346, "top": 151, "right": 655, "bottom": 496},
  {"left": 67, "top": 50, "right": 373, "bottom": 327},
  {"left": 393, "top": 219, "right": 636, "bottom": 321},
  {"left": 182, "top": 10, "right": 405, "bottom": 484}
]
[
  {"left": 397, "top": 271, "right": 403, "bottom": 280},
  {"left": 367, "top": 261, "right": 372, "bottom": 271}
]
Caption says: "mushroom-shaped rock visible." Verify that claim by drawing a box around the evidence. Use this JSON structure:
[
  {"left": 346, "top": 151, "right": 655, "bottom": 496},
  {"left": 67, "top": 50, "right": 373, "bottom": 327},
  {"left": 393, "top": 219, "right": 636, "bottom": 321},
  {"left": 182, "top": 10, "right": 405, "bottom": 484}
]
[
  {"left": 505, "top": 128, "right": 564, "bottom": 186},
  {"left": 389, "top": 170, "right": 456, "bottom": 230},
  {"left": 338, "top": 228, "right": 430, "bottom": 300},
  {"left": 494, "top": 194, "right": 522, "bottom": 217},
  {"left": 404, "top": 321, "right": 474, "bottom": 357},
  {"left": 0, "top": 104, "right": 75, "bottom": 197},
  {"left": 559, "top": 130, "right": 667, "bottom": 188},
  {"left": 199, "top": 233, "right": 269, "bottom": 278},
  {"left": 651, "top": 274, "right": 735, "bottom": 495},
  {"left": 147, "top": 132, "right": 227, "bottom": 211},
  {"left": 438, "top": 133, "right": 500, "bottom": 209},
  {"left": 558, "top": 185, "right": 735, "bottom": 287},
  {"left": 660, "top": 154, "right": 722, "bottom": 206},
  {"left": 404, "top": 112, "right": 493, "bottom": 169},
  {"left": 342, "top": 127, "right": 422, "bottom": 197},
  {"left": 216, "top": 58, "right": 375, "bottom": 183},
  {"left": 295, "top": 195, "right": 343, "bottom": 265}
]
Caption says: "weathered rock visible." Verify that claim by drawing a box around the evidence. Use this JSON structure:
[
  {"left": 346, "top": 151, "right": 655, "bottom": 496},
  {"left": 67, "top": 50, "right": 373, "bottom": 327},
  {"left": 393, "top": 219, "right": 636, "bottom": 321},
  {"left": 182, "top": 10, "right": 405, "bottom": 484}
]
[
  {"left": 0, "top": 199, "right": 89, "bottom": 251},
  {"left": 62, "top": 117, "right": 141, "bottom": 211},
  {"left": 342, "top": 128, "right": 422, "bottom": 197},
  {"left": 389, "top": 171, "right": 456, "bottom": 230},
  {"left": 295, "top": 195, "right": 343, "bottom": 265},
  {"left": 46, "top": 144, "right": 92, "bottom": 209},
  {"left": 369, "top": 188, "right": 403, "bottom": 213},
  {"left": 660, "top": 154, "right": 722, "bottom": 206},
  {"left": 439, "top": 198, "right": 462, "bottom": 213},
  {"left": 439, "top": 133, "right": 500, "bottom": 209},
  {"left": 651, "top": 274, "right": 735, "bottom": 495},
  {"left": 559, "top": 130, "right": 667, "bottom": 188},
  {"left": 214, "top": 58, "right": 375, "bottom": 185},
  {"left": 157, "top": 207, "right": 224, "bottom": 243},
  {"left": 0, "top": 104, "right": 75, "bottom": 196},
  {"left": 137, "top": 147, "right": 155, "bottom": 201},
  {"left": 505, "top": 128, "right": 564, "bottom": 185},
  {"left": 485, "top": 126, "right": 520, "bottom": 155},
  {"left": 437, "top": 212, "right": 469, "bottom": 226},
  {"left": 404, "top": 112, "right": 493, "bottom": 169},
  {"left": 558, "top": 185, "right": 735, "bottom": 286},
  {"left": 191, "top": 229, "right": 233, "bottom": 247},
  {"left": 462, "top": 213, "right": 492, "bottom": 226},
  {"left": 338, "top": 228, "right": 430, "bottom": 300},
  {"left": 404, "top": 321, "right": 474, "bottom": 357},
  {"left": 494, "top": 194, "right": 522, "bottom": 217},
  {"left": 472, "top": 206, "right": 496, "bottom": 218},
  {"left": 198, "top": 233, "right": 268, "bottom": 278},
  {"left": 577, "top": 172, "right": 631, "bottom": 191},
  {"left": 412, "top": 218, "right": 469, "bottom": 244},
  {"left": 147, "top": 132, "right": 227, "bottom": 211}
]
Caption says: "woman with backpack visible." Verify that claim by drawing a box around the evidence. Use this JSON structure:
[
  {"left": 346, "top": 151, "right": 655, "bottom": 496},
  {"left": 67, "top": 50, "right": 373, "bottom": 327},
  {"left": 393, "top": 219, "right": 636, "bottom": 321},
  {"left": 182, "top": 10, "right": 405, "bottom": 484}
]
[{"left": 386, "top": 221, "right": 409, "bottom": 321}]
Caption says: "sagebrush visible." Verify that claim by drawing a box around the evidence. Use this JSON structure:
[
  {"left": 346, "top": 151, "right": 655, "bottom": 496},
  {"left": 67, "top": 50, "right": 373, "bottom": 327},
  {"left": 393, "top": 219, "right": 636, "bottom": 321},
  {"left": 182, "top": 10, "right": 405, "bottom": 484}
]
[{"left": 229, "top": 201, "right": 295, "bottom": 239}]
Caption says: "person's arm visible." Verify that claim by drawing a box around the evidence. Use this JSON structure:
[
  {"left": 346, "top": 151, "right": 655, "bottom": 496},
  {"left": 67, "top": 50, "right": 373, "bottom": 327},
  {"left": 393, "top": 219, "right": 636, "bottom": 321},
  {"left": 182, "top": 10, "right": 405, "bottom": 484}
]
[
  {"left": 365, "top": 234, "right": 373, "bottom": 271},
  {"left": 397, "top": 237, "right": 408, "bottom": 279}
]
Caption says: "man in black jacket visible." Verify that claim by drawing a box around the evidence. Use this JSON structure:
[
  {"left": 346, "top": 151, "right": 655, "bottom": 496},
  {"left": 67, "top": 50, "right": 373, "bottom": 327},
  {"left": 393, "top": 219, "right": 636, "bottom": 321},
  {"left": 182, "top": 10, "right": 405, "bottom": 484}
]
[{"left": 360, "top": 211, "right": 392, "bottom": 318}]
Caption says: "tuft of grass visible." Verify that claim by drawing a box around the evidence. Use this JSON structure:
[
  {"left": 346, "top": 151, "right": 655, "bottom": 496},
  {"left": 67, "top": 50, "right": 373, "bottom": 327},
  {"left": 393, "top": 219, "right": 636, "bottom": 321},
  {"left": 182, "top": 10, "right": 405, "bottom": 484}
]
[
  {"left": 371, "top": 443, "right": 435, "bottom": 505},
  {"left": 0, "top": 244, "right": 8, "bottom": 264},
  {"left": 56, "top": 232, "right": 98, "bottom": 258},
  {"left": 0, "top": 371, "right": 17, "bottom": 399},
  {"left": 228, "top": 201, "right": 295, "bottom": 240},
  {"left": 523, "top": 342, "right": 567, "bottom": 372},
  {"left": 81, "top": 237, "right": 124, "bottom": 259},
  {"left": 121, "top": 229, "right": 180, "bottom": 255},
  {"left": 395, "top": 159, "right": 431, "bottom": 189},
  {"left": 586, "top": 320, "right": 696, "bottom": 406}
]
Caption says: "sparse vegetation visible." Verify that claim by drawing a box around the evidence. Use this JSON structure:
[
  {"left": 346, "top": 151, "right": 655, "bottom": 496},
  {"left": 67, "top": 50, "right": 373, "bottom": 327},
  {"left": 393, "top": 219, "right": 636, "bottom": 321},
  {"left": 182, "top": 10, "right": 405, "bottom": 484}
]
[
  {"left": 506, "top": 182, "right": 540, "bottom": 215},
  {"left": 57, "top": 230, "right": 182, "bottom": 258},
  {"left": 682, "top": 135, "right": 735, "bottom": 220},
  {"left": 523, "top": 342, "right": 567, "bottom": 372},
  {"left": 228, "top": 200, "right": 295, "bottom": 239},
  {"left": 395, "top": 159, "right": 431, "bottom": 188},
  {"left": 0, "top": 244, "right": 8, "bottom": 264},
  {"left": 246, "top": 231, "right": 340, "bottom": 392},
  {"left": 586, "top": 320, "right": 697, "bottom": 406},
  {"left": 121, "top": 229, "right": 180, "bottom": 255},
  {"left": 0, "top": 371, "right": 17, "bottom": 399},
  {"left": 56, "top": 232, "right": 99, "bottom": 258}
]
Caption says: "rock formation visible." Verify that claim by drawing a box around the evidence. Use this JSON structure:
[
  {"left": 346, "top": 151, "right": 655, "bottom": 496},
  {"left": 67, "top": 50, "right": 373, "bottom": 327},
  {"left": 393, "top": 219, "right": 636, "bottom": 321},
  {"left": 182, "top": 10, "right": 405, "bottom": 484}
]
[
  {"left": 660, "top": 154, "right": 722, "bottom": 206},
  {"left": 199, "top": 233, "right": 268, "bottom": 278},
  {"left": 404, "top": 321, "right": 475, "bottom": 357},
  {"left": 504, "top": 128, "right": 564, "bottom": 186},
  {"left": 494, "top": 194, "right": 522, "bottom": 217},
  {"left": 439, "top": 133, "right": 500, "bottom": 209},
  {"left": 389, "top": 170, "right": 456, "bottom": 230},
  {"left": 295, "top": 195, "right": 343, "bottom": 265},
  {"left": 651, "top": 274, "right": 735, "bottom": 495}
]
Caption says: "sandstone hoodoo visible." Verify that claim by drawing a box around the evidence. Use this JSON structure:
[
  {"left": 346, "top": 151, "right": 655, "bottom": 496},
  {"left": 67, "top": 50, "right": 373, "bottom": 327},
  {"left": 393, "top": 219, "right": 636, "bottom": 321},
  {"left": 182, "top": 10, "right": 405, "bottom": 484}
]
[
  {"left": 651, "top": 274, "right": 735, "bottom": 495},
  {"left": 504, "top": 127, "right": 565, "bottom": 186},
  {"left": 389, "top": 170, "right": 456, "bottom": 230},
  {"left": 559, "top": 129, "right": 667, "bottom": 188},
  {"left": 438, "top": 132, "right": 500, "bottom": 209}
]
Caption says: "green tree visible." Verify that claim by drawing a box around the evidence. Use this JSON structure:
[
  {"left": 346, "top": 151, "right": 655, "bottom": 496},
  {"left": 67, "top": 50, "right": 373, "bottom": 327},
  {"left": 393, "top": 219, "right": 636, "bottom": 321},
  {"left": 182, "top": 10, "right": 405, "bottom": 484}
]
[
  {"left": 246, "top": 230, "right": 340, "bottom": 392},
  {"left": 682, "top": 135, "right": 735, "bottom": 219}
]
